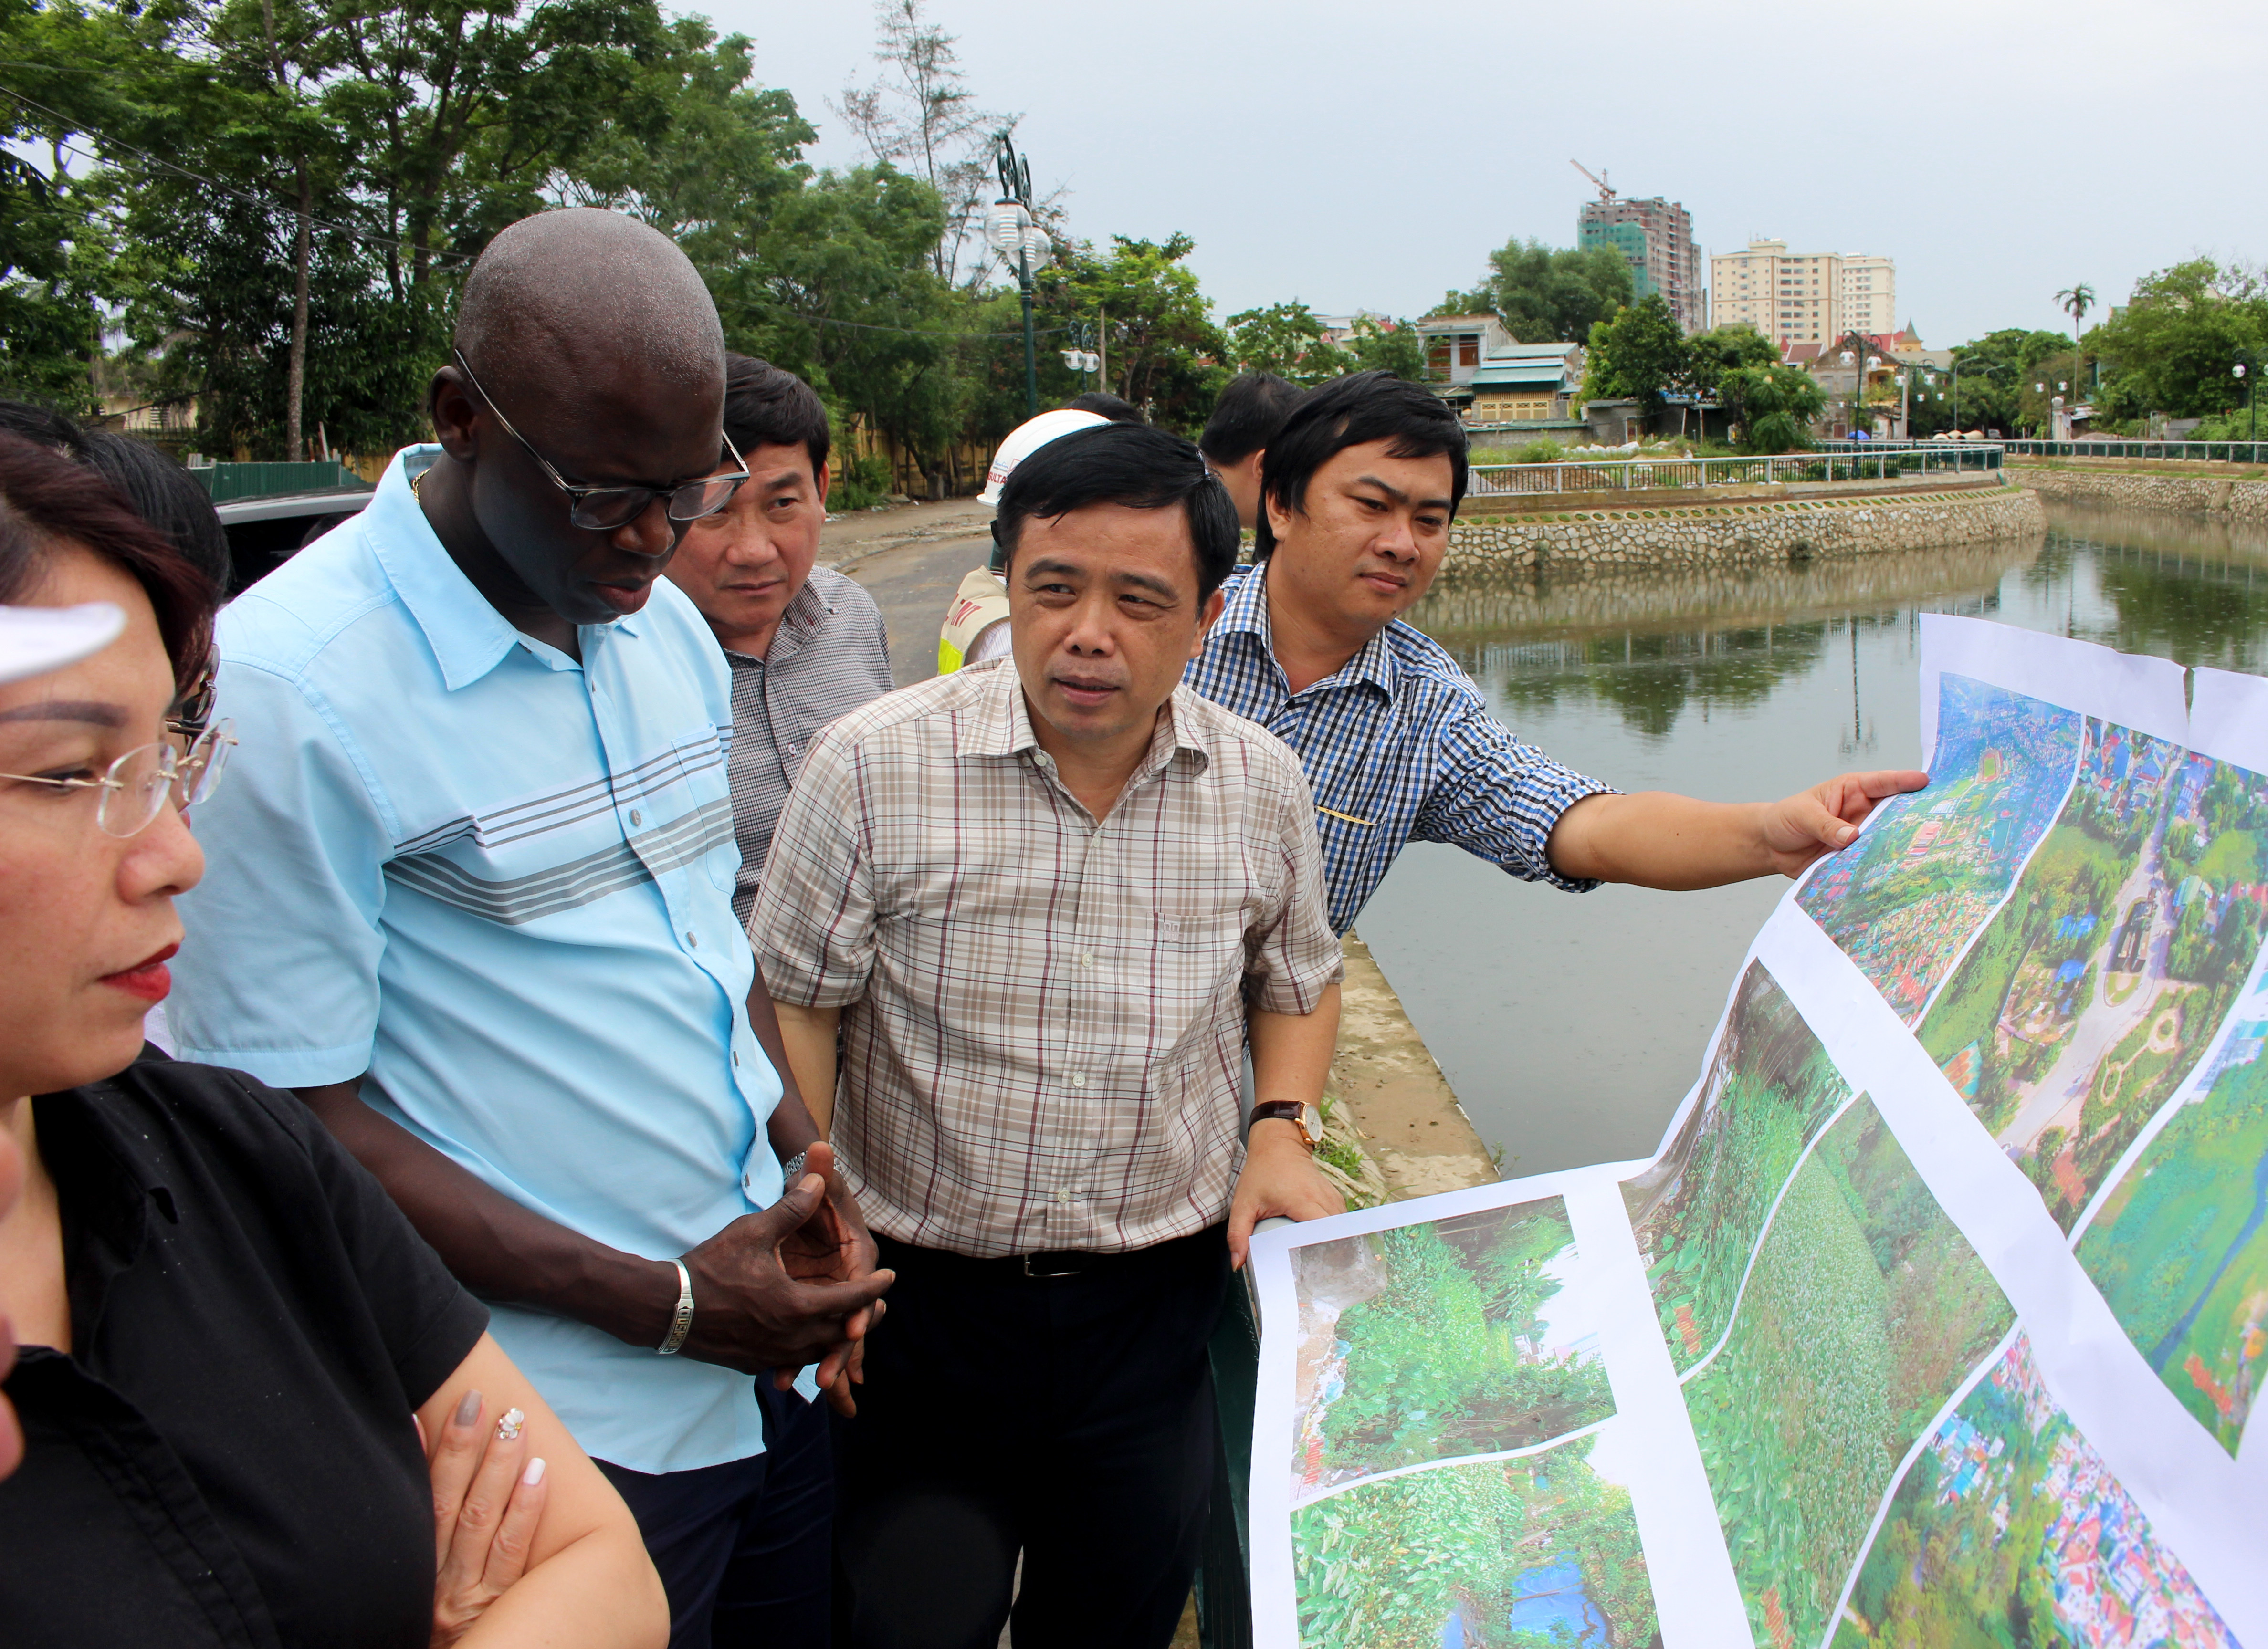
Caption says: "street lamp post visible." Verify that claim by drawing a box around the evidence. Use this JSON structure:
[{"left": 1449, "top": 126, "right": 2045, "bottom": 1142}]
[
  {"left": 987, "top": 134, "right": 1053, "bottom": 419},
  {"left": 1060, "top": 323, "right": 1101, "bottom": 390},
  {"left": 2238, "top": 362, "right": 2257, "bottom": 444}
]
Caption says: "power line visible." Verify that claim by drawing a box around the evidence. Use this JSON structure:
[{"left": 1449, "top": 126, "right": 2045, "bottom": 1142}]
[
  {"left": 3, "top": 79, "right": 1072, "bottom": 344},
  {"left": 0, "top": 79, "right": 475, "bottom": 270},
  {"left": 784, "top": 312, "right": 1071, "bottom": 341}
]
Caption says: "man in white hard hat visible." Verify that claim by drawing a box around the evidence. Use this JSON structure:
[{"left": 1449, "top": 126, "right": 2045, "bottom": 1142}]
[{"left": 935, "top": 407, "right": 1109, "bottom": 674}]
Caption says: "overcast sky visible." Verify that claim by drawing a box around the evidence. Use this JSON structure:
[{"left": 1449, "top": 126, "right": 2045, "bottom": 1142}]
[{"left": 705, "top": 0, "right": 2264, "bottom": 348}]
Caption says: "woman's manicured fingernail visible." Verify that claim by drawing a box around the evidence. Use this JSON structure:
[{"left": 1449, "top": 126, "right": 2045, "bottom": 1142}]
[
  {"left": 496, "top": 1407, "right": 525, "bottom": 1442},
  {"left": 523, "top": 1457, "right": 546, "bottom": 1487},
  {"left": 454, "top": 1389, "right": 482, "bottom": 1428}
]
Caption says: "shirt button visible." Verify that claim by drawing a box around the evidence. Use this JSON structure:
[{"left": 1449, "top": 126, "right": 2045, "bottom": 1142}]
[
  {"left": 1080, "top": 951, "right": 1095, "bottom": 968},
  {"left": 629, "top": 808, "right": 643, "bottom": 827},
  {"left": 1056, "top": 1189, "right": 1073, "bottom": 1204},
  {"left": 685, "top": 930, "right": 699, "bottom": 947},
  {"left": 1069, "top": 1072, "right": 1086, "bottom": 1088}
]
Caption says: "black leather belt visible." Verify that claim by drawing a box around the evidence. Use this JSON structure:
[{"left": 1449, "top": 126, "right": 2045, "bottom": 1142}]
[{"left": 874, "top": 1223, "right": 1227, "bottom": 1282}]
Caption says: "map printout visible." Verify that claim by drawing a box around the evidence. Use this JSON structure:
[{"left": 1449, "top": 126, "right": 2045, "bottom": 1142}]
[{"left": 1248, "top": 616, "right": 2268, "bottom": 1649}]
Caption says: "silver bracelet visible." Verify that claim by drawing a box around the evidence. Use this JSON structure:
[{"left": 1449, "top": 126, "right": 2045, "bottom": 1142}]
[
  {"left": 780, "top": 1149, "right": 808, "bottom": 1186},
  {"left": 657, "top": 1259, "right": 695, "bottom": 1356}
]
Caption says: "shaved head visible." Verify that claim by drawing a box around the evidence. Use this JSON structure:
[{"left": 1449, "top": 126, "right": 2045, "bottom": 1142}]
[
  {"left": 423, "top": 208, "right": 735, "bottom": 639},
  {"left": 454, "top": 208, "right": 724, "bottom": 421}
]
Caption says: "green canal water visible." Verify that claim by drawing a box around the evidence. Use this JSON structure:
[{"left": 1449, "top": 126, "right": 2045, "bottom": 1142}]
[{"left": 1362, "top": 501, "right": 2268, "bottom": 1179}]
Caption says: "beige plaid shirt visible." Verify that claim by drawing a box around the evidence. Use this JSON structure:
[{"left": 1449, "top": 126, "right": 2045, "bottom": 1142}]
[{"left": 752, "top": 658, "right": 1342, "bottom": 1257}]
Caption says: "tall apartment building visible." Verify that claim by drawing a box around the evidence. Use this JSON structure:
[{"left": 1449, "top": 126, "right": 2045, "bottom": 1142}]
[
  {"left": 1577, "top": 196, "right": 1703, "bottom": 334},
  {"left": 1709, "top": 239, "right": 1897, "bottom": 349},
  {"left": 1837, "top": 254, "right": 1895, "bottom": 339}
]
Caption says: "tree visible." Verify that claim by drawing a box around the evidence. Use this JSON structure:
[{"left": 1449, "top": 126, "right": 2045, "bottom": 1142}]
[
  {"left": 0, "top": 121, "right": 106, "bottom": 411},
  {"left": 828, "top": 0, "right": 1004, "bottom": 288},
  {"left": 1224, "top": 301, "right": 1349, "bottom": 386},
  {"left": 1584, "top": 293, "right": 1688, "bottom": 423},
  {"left": 1720, "top": 365, "right": 1823, "bottom": 454},
  {"left": 733, "top": 163, "right": 962, "bottom": 489},
  {"left": 1684, "top": 324, "right": 1778, "bottom": 397},
  {"left": 1343, "top": 316, "right": 1427, "bottom": 382},
  {"left": 0, "top": 0, "right": 141, "bottom": 410},
  {"left": 1047, "top": 233, "right": 1225, "bottom": 435},
  {"left": 1472, "top": 236, "right": 1630, "bottom": 342},
  {"left": 2088, "top": 258, "right": 2268, "bottom": 425}
]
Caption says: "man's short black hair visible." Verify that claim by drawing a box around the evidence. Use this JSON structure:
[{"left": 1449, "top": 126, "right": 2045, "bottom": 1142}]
[
  {"left": 1199, "top": 371, "right": 1301, "bottom": 464},
  {"left": 993, "top": 423, "right": 1239, "bottom": 602},
  {"left": 1254, "top": 370, "right": 1468, "bottom": 560},
  {"left": 723, "top": 353, "right": 830, "bottom": 477},
  {"left": 79, "top": 431, "right": 232, "bottom": 593},
  {"left": 1062, "top": 390, "right": 1142, "bottom": 424}
]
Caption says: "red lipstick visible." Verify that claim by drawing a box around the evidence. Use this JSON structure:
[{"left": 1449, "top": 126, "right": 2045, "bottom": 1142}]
[{"left": 100, "top": 942, "right": 178, "bottom": 1003}]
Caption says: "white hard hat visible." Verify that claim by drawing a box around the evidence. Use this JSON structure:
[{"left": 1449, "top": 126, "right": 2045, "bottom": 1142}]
[
  {"left": 979, "top": 409, "right": 1110, "bottom": 506},
  {"left": 0, "top": 602, "right": 126, "bottom": 686}
]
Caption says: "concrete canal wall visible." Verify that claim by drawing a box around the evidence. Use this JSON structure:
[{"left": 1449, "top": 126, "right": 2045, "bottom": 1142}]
[
  {"left": 1444, "top": 481, "right": 2044, "bottom": 573},
  {"left": 1325, "top": 935, "right": 1499, "bottom": 1205},
  {"left": 2008, "top": 463, "right": 2268, "bottom": 522},
  {"left": 1415, "top": 537, "right": 2043, "bottom": 639}
]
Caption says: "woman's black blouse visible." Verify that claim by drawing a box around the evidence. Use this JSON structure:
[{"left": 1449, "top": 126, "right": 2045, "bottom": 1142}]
[{"left": 0, "top": 1051, "right": 489, "bottom": 1648}]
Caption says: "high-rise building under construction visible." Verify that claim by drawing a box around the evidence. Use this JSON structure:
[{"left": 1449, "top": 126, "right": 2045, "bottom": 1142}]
[{"left": 1576, "top": 192, "right": 1703, "bottom": 334}]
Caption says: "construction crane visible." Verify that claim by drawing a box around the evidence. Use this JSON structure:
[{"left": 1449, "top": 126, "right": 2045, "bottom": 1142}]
[{"left": 1570, "top": 159, "right": 1616, "bottom": 204}]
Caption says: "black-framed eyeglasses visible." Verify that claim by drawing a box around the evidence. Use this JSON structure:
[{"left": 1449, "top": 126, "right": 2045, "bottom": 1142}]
[{"left": 452, "top": 349, "right": 750, "bottom": 532}]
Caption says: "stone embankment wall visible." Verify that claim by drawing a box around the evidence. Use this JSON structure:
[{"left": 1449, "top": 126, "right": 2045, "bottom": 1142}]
[
  {"left": 1415, "top": 537, "right": 2044, "bottom": 639},
  {"left": 2010, "top": 465, "right": 2268, "bottom": 522},
  {"left": 1444, "top": 484, "right": 2044, "bottom": 572}
]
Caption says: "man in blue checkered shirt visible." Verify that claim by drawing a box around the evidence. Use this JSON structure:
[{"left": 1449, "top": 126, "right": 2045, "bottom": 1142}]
[{"left": 1184, "top": 372, "right": 1927, "bottom": 935}]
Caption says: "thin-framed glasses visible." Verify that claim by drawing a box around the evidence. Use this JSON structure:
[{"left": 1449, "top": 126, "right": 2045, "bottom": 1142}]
[
  {"left": 451, "top": 349, "right": 749, "bottom": 532},
  {"left": 0, "top": 718, "right": 237, "bottom": 838}
]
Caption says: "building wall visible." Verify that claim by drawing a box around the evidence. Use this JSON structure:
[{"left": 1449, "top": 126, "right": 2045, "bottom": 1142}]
[
  {"left": 1578, "top": 196, "right": 1702, "bottom": 334},
  {"left": 1709, "top": 239, "right": 1896, "bottom": 352},
  {"left": 1469, "top": 392, "right": 1565, "bottom": 421},
  {"left": 1838, "top": 255, "right": 1895, "bottom": 339}
]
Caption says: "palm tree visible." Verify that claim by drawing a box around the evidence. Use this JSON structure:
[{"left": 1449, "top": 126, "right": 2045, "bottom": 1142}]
[{"left": 2056, "top": 283, "right": 2096, "bottom": 421}]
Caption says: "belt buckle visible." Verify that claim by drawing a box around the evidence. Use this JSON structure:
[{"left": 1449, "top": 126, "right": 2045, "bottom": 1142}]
[{"left": 1020, "top": 1252, "right": 1081, "bottom": 1279}]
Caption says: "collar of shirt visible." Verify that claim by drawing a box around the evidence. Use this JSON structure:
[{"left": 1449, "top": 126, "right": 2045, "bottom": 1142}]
[
  {"left": 365, "top": 447, "right": 644, "bottom": 692},
  {"left": 723, "top": 573, "right": 829, "bottom": 671},
  {"left": 950, "top": 657, "right": 1213, "bottom": 793},
  {"left": 1213, "top": 559, "right": 1399, "bottom": 710}
]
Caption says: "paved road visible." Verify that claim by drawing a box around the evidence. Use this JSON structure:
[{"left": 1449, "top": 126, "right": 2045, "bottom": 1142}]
[
  {"left": 1997, "top": 819, "right": 2175, "bottom": 1154},
  {"left": 818, "top": 499, "right": 992, "bottom": 690}
]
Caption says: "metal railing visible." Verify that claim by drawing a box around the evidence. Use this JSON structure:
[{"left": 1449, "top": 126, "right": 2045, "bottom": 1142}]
[
  {"left": 1466, "top": 444, "right": 2003, "bottom": 498},
  {"left": 2004, "top": 438, "right": 2268, "bottom": 464}
]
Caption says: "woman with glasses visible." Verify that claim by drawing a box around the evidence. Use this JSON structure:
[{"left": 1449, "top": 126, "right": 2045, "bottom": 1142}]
[{"left": 0, "top": 432, "right": 666, "bottom": 1647}]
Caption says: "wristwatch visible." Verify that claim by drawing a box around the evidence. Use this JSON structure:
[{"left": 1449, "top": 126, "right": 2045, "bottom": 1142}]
[{"left": 1250, "top": 1100, "right": 1323, "bottom": 1152}]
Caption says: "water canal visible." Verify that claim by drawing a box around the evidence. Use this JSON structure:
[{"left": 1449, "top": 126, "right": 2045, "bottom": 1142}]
[{"left": 1362, "top": 501, "right": 2268, "bottom": 1179}]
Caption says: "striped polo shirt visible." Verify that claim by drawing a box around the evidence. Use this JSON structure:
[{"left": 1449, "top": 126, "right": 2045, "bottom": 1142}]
[{"left": 169, "top": 446, "right": 788, "bottom": 1475}]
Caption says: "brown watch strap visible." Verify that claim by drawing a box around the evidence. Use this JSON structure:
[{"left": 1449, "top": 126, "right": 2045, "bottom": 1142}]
[{"left": 1250, "top": 1099, "right": 1319, "bottom": 1150}]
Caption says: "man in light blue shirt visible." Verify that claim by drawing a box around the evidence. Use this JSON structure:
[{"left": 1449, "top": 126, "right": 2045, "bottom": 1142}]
[{"left": 169, "top": 209, "right": 889, "bottom": 1647}]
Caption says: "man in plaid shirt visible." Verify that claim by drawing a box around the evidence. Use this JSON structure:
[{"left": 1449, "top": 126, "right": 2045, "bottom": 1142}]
[
  {"left": 754, "top": 424, "right": 1342, "bottom": 1649},
  {"left": 1184, "top": 371, "right": 1930, "bottom": 935}
]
